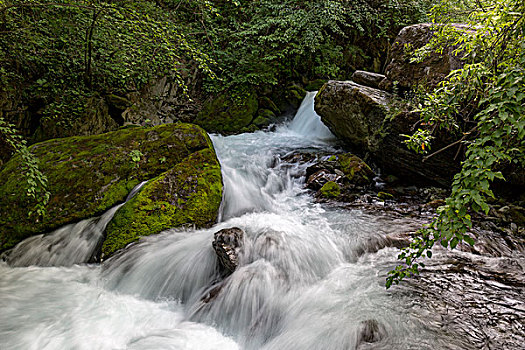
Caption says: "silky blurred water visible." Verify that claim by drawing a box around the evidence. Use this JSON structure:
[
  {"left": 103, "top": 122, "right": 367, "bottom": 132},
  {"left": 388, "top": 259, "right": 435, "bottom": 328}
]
[{"left": 1, "top": 94, "right": 523, "bottom": 349}]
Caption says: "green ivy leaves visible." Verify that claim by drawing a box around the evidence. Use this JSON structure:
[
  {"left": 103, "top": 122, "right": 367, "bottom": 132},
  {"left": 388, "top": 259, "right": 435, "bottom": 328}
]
[{"left": 387, "top": 0, "right": 525, "bottom": 288}]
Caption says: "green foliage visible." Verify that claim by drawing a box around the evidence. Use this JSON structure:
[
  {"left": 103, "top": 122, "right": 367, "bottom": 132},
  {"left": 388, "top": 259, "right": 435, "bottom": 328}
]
[
  {"left": 0, "top": 0, "right": 213, "bottom": 125},
  {"left": 176, "top": 0, "right": 432, "bottom": 93},
  {"left": 129, "top": 149, "right": 143, "bottom": 169},
  {"left": 0, "top": 117, "right": 49, "bottom": 218},
  {"left": 0, "top": 0, "right": 214, "bottom": 216},
  {"left": 387, "top": 0, "right": 525, "bottom": 288},
  {"left": 402, "top": 128, "right": 434, "bottom": 153}
]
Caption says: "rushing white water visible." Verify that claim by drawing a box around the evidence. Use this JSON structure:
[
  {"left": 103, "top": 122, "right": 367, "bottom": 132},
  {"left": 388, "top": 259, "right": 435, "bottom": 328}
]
[
  {"left": 1, "top": 94, "right": 516, "bottom": 349},
  {"left": 288, "top": 91, "right": 335, "bottom": 140},
  {"left": 2, "top": 181, "right": 147, "bottom": 267}
]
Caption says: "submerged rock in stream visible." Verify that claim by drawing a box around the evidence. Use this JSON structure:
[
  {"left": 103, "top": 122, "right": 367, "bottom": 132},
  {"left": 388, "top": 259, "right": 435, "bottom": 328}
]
[
  {"left": 213, "top": 227, "right": 244, "bottom": 276},
  {"left": 357, "top": 319, "right": 387, "bottom": 345}
]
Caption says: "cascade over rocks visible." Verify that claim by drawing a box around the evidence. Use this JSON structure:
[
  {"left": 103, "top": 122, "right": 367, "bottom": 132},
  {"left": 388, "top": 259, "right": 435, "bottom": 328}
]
[
  {"left": 314, "top": 23, "right": 473, "bottom": 186},
  {"left": 212, "top": 227, "right": 244, "bottom": 277},
  {"left": 0, "top": 123, "right": 223, "bottom": 255}
]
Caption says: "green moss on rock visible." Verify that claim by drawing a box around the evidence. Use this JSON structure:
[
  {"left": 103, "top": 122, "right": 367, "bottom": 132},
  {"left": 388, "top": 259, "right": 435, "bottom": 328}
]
[
  {"left": 320, "top": 181, "right": 341, "bottom": 198},
  {"left": 285, "top": 85, "right": 307, "bottom": 109},
  {"left": 337, "top": 153, "right": 374, "bottom": 185},
  {"left": 258, "top": 96, "right": 281, "bottom": 114},
  {"left": 102, "top": 148, "right": 223, "bottom": 257},
  {"left": 194, "top": 91, "right": 258, "bottom": 134},
  {"left": 305, "top": 79, "right": 327, "bottom": 91},
  {"left": 377, "top": 191, "right": 394, "bottom": 200},
  {"left": 0, "top": 122, "right": 213, "bottom": 252}
]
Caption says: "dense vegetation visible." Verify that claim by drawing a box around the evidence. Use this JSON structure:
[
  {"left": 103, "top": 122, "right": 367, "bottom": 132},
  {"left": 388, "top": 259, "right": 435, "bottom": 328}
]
[
  {"left": 0, "top": 0, "right": 431, "bottom": 135},
  {"left": 387, "top": 0, "right": 525, "bottom": 287}
]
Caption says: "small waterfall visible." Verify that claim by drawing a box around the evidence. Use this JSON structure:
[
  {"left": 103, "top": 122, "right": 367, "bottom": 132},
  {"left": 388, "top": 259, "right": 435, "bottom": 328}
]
[
  {"left": 1, "top": 93, "right": 522, "bottom": 350},
  {"left": 288, "top": 91, "right": 335, "bottom": 140},
  {"left": 2, "top": 181, "right": 147, "bottom": 267}
]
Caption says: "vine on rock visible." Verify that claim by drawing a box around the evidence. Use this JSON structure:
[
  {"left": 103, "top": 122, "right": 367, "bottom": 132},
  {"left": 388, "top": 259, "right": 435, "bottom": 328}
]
[{"left": 387, "top": 0, "right": 525, "bottom": 288}]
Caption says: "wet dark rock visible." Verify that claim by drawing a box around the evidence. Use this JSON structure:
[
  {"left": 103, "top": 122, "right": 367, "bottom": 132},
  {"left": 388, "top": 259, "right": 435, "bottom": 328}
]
[
  {"left": 305, "top": 153, "right": 374, "bottom": 188},
  {"left": 358, "top": 319, "right": 386, "bottom": 345},
  {"left": 351, "top": 70, "right": 386, "bottom": 89},
  {"left": 306, "top": 169, "right": 343, "bottom": 190},
  {"left": 424, "top": 199, "right": 446, "bottom": 209},
  {"left": 403, "top": 242, "right": 525, "bottom": 350},
  {"left": 201, "top": 283, "right": 224, "bottom": 304},
  {"left": 212, "top": 227, "right": 244, "bottom": 276}
]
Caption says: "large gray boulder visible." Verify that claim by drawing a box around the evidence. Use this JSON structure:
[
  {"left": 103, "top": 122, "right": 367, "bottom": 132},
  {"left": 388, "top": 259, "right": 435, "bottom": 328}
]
[
  {"left": 381, "top": 23, "right": 468, "bottom": 91},
  {"left": 351, "top": 70, "right": 386, "bottom": 89},
  {"left": 315, "top": 81, "right": 392, "bottom": 151},
  {"left": 315, "top": 80, "right": 461, "bottom": 185}
]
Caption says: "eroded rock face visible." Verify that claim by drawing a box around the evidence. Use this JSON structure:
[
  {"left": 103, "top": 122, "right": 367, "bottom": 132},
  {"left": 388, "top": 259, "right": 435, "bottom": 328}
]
[
  {"left": 0, "top": 123, "right": 222, "bottom": 255},
  {"left": 123, "top": 74, "right": 200, "bottom": 126},
  {"left": 212, "top": 227, "right": 244, "bottom": 276},
  {"left": 382, "top": 23, "right": 469, "bottom": 91}
]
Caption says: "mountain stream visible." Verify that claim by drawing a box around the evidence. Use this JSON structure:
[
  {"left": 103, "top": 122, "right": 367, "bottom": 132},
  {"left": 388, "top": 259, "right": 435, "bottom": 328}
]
[{"left": 1, "top": 92, "right": 523, "bottom": 349}]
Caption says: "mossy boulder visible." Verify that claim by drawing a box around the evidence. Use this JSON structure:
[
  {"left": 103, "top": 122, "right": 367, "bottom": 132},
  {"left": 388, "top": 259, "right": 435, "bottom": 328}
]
[
  {"left": 285, "top": 85, "right": 307, "bottom": 109},
  {"left": 258, "top": 96, "right": 281, "bottom": 115},
  {"left": 194, "top": 91, "right": 258, "bottom": 134},
  {"left": 337, "top": 153, "right": 375, "bottom": 185},
  {"left": 252, "top": 109, "right": 276, "bottom": 128},
  {"left": 305, "top": 79, "right": 327, "bottom": 91},
  {"left": 102, "top": 147, "right": 222, "bottom": 258},
  {"left": 0, "top": 123, "right": 217, "bottom": 252},
  {"left": 319, "top": 181, "right": 341, "bottom": 198}
]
